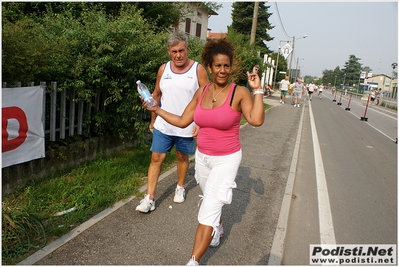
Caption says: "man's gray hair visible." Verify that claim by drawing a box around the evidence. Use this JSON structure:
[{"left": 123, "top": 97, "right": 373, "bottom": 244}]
[{"left": 167, "top": 31, "right": 188, "bottom": 48}]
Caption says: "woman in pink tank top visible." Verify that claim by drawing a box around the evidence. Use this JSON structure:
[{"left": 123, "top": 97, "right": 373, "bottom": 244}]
[{"left": 143, "top": 39, "right": 265, "bottom": 265}]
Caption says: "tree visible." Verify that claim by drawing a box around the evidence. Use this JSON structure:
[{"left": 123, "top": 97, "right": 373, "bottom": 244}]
[
  {"left": 321, "top": 66, "right": 343, "bottom": 87},
  {"left": 231, "top": 2, "right": 274, "bottom": 55},
  {"left": 2, "top": 2, "right": 192, "bottom": 32},
  {"left": 342, "top": 54, "right": 362, "bottom": 87},
  {"left": 226, "top": 29, "right": 263, "bottom": 86}
]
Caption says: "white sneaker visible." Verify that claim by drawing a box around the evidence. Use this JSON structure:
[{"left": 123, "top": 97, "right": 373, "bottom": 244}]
[
  {"left": 173, "top": 185, "right": 186, "bottom": 203},
  {"left": 279, "top": 100, "right": 282, "bottom": 103},
  {"left": 282, "top": 102, "right": 285, "bottom": 105},
  {"left": 135, "top": 194, "right": 155, "bottom": 213},
  {"left": 297, "top": 104, "right": 300, "bottom": 107},
  {"left": 186, "top": 256, "right": 199, "bottom": 266},
  {"left": 294, "top": 104, "right": 297, "bottom": 107},
  {"left": 210, "top": 224, "right": 224, "bottom": 247}
]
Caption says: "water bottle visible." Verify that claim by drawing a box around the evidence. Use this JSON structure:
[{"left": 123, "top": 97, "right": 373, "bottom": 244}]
[{"left": 136, "top": 80, "right": 156, "bottom": 108}]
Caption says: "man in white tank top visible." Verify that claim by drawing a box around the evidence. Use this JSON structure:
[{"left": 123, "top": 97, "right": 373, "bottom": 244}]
[{"left": 136, "top": 31, "right": 209, "bottom": 213}]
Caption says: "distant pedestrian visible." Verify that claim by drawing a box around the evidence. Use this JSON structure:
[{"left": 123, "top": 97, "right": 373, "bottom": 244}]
[
  {"left": 376, "top": 88, "right": 382, "bottom": 105},
  {"left": 307, "top": 80, "right": 315, "bottom": 101},
  {"left": 293, "top": 79, "right": 305, "bottom": 107},
  {"left": 318, "top": 83, "right": 324, "bottom": 99},
  {"left": 279, "top": 75, "right": 290, "bottom": 104},
  {"left": 370, "top": 89, "right": 376, "bottom": 105}
]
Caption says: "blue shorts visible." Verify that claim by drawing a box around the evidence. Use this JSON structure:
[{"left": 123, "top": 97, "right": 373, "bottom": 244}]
[{"left": 151, "top": 128, "right": 195, "bottom": 155}]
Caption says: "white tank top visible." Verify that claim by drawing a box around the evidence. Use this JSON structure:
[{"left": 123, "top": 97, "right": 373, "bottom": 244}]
[{"left": 154, "top": 61, "right": 199, "bottom": 137}]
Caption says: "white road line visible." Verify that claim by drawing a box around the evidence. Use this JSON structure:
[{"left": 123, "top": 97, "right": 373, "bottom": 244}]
[
  {"left": 308, "top": 101, "right": 337, "bottom": 245},
  {"left": 346, "top": 110, "right": 397, "bottom": 142}
]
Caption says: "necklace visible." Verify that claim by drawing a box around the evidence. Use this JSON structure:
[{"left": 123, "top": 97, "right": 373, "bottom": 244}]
[{"left": 212, "top": 83, "right": 230, "bottom": 103}]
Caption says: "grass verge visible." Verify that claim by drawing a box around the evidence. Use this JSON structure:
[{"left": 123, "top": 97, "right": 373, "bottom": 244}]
[{"left": 2, "top": 142, "right": 178, "bottom": 265}]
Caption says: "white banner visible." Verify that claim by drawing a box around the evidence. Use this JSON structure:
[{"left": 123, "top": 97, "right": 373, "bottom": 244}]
[
  {"left": 2, "top": 86, "right": 45, "bottom": 168},
  {"left": 360, "top": 71, "right": 366, "bottom": 79}
]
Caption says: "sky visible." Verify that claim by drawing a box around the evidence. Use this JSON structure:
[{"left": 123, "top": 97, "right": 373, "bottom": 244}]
[{"left": 208, "top": 1, "right": 398, "bottom": 78}]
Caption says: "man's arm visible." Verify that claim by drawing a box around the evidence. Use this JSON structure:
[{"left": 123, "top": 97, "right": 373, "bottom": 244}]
[{"left": 149, "top": 64, "right": 166, "bottom": 132}]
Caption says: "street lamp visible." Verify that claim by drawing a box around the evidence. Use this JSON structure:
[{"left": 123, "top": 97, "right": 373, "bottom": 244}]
[
  {"left": 294, "top": 57, "right": 305, "bottom": 82},
  {"left": 288, "top": 34, "right": 308, "bottom": 83},
  {"left": 270, "top": 40, "right": 290, "bottom": 90},
  {"left": 390, "top": 62, "right": 397, "bottom": 98}
]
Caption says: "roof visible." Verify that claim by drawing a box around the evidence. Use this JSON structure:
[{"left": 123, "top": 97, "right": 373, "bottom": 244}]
[
  {"left": 370, "top": 74, "right": 393, "bottom": 79},
  {"left": 207, "top": 32, "right": 227, "bottom": 40}
]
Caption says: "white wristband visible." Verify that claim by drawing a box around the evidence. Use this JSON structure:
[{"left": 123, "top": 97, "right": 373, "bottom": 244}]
[{"left": 253, "top": 89, "right": 264, "bottom": 95}]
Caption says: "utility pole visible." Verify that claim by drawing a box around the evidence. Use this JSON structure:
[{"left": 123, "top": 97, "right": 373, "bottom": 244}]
[
  {"left": 288, "top": 36, "right": 295, "bottom": 82},
  {"left": 250, "top": 2, "right": 259, "bottom": 46}
]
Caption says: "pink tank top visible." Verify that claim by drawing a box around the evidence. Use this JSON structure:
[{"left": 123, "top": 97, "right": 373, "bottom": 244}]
[{"left": 194, "top": 83, "right": 242, "bottom": 156}]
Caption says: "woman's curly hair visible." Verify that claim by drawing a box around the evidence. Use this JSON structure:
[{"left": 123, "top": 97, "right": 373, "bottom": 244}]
[{"left": 201, "top": 38, "right": 234, "bottom": 68}]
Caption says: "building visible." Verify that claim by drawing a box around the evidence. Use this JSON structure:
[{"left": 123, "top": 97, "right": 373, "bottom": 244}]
[
  {"left": 207, "top": 31, "right": 227, "bottom": 40},
  {"left": 173, "top": 2, "right": 218, "bottom": 43},
  {"left": 365, "top": 74, "right": 397, "bottom": 97}
]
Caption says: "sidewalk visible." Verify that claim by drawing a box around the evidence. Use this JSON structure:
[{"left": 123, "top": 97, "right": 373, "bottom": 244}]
[{"left": 20, "top": 92, "right": 302, "bottom": 265}]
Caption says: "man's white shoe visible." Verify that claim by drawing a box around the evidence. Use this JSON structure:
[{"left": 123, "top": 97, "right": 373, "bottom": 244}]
[
  {"left": 135, "top": 194, "right": 155, "bottom": 213},
  {"left": 174, "top": 185, "right": 186, "bottom": 203}
]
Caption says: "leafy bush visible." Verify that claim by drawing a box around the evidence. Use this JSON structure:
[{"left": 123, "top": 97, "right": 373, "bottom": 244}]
[{"left": 2, "top": 4, "right": 176, "bottom": 140}]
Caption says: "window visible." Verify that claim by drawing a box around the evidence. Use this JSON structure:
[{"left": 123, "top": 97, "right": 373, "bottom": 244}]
[
  {"left": 185, "top": 18, "right": 191, "bottom": 34},
  {"left": 196, "top": 23, "right": 201, "bottom": 38}
]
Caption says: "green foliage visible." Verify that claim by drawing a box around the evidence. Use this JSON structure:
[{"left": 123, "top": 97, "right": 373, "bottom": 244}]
[
  {"left": 322, "top": 67, "right": 342, "bottom": 87},
  {"left": 200, "top": 2, "right": 223, "bottom": 14},
  {"left": 322, "top": 55, "right": 366, "bottom": 88},
  {"left": 2, "top": 3, "right": 172, "bottom": 140},
  {"left": 342, "top": 54, "right": 362, "bottom": 86},
  {"left": 231, "top": 2, "right": 274, "bottom": 54},
  {"left": 2, "top": 17, "right": 49, "bottom": 84},
  {"left": 2, "top": 203, "right": 46, "bottom": 264},
  {"left": 226, "top": 29, "right": 263, "bottom": 85}
]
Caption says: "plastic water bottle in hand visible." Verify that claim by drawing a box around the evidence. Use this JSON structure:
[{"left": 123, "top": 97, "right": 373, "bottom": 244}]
[{"left": 136, "top": 80, "right": 156, "bottom": 108}]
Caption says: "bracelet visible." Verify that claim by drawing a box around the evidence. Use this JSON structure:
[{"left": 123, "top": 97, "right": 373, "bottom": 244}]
[{"left": 253, "top": 89, "right": 264, "bottom": 95}]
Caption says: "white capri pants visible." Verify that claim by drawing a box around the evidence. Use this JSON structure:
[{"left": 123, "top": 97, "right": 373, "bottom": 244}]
[{"left": 195, "top": 149, "right": 242, "bottom": 228}]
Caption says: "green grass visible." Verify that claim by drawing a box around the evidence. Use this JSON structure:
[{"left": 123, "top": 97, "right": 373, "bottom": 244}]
[
  {"left": 240, "top": 103, "right": 272, "bottom": 125},
  {"left": 380, "top": 102, "right": 398, "bottom": 110},
  {"left": 2, "top": 102, "right": 272, "bottom": 265},
  {"left": 2, "top": 143, "right": 178, "bottom": 265}
]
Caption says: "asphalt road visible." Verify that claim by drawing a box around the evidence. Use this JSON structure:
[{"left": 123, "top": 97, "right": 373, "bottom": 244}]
[{"left": 283, "top": 91, "right": 397, "bottom": 265}]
